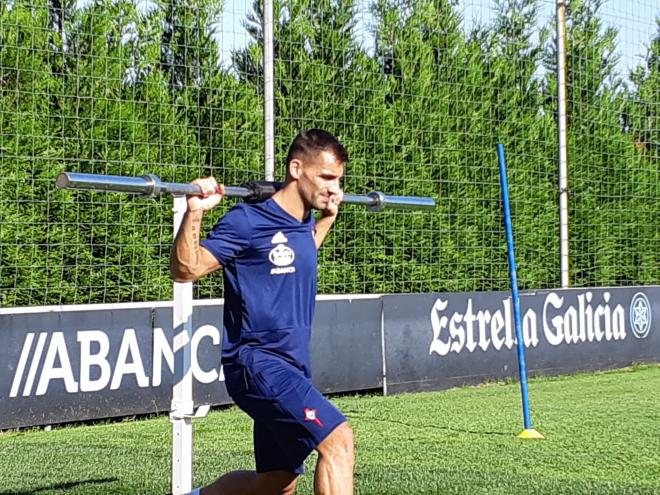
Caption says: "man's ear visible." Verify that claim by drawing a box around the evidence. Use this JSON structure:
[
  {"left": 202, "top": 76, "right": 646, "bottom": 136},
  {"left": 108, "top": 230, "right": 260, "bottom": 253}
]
[{"left": 288, "top": 158, "right": 302, "bottom": 179}]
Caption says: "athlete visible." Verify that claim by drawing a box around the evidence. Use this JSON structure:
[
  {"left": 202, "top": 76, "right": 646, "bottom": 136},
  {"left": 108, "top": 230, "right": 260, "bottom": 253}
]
[{"left": 170, "top": 129, "right": 354, "bottom": 495}]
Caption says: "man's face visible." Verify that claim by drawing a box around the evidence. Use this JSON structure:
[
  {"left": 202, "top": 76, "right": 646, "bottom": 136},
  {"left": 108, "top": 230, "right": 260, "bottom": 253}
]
[{"left": 293, "top": 150, "right": 344, "bottom": 211}]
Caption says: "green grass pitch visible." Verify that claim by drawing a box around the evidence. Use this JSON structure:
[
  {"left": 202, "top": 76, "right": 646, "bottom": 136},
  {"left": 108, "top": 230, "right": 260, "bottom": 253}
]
[{"left": 1, "top": 365, "right": 658, "bottom": 494}]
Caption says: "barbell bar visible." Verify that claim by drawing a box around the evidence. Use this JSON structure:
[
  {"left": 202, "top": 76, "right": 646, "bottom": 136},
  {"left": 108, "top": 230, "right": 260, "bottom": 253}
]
[{"left": 55, "top": 172, "right": 436, "bottom": 212}]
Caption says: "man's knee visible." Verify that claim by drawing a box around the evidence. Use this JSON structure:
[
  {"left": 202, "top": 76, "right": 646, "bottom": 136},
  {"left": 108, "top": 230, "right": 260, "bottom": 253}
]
[{"left": 317, "top": 422, "right": 354, "bottom": 464}]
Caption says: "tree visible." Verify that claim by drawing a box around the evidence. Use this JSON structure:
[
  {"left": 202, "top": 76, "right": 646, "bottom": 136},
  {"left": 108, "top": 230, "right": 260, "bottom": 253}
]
[
  {"left": 622, "top": 18, "right": 660, "bottom": 284},
  {"left": 1, "top": 2, "right": 66, "bottom": 306},
  {"left": 158, "top": 0, "right": 223, "bottom": 93},
  {"left": 483, "top": 0, "right": 558, "bottom": 288},
  {"left": 628, "top": 17, "right": 659, "bottom": 160},
  {"left": 544, "top": 0, "right": 645, "bottom": 286}
]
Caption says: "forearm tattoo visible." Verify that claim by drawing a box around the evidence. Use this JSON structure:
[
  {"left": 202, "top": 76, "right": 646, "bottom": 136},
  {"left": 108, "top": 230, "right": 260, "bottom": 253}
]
[{"left": 191, "top": 217, "right": 201, "bottom": 264}]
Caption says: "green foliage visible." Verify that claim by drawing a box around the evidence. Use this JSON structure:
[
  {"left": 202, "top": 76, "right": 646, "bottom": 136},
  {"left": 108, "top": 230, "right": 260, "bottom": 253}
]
[
  {"left": 0, "top": 0, "right": 658, "bottom": 306},
  {"left": 628, "top": 18, "right": 660, "bottom": 160},
  {"left": 542, "top": 0, "right": 658, "bottom": 286},
  {"left": 623, "top": 19, "right": 660, "bottom": 285}
]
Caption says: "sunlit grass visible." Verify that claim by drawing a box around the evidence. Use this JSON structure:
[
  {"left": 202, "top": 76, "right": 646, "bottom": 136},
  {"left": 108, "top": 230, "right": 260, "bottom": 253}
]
[{"left": 1, "top": 365, "right": 658, "bottom": 494}]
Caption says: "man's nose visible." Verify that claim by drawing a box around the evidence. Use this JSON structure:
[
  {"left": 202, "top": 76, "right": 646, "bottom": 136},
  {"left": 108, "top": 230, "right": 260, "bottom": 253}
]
[{"left": 327, "top": 180, "right": 340, "bottom": 193}]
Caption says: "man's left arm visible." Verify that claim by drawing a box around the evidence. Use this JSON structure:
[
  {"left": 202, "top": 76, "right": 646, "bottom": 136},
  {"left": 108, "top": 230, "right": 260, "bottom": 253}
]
[
  {"left": 313, "top": 190, "right": 343, "bottom": 248},
  {"left": 314, "top": 214, "right": 338, "bottom": 249}
]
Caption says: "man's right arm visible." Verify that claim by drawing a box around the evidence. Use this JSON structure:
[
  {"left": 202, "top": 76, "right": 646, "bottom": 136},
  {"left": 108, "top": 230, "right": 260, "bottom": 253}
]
[{"left": 169, "top": 178, "right": 224, "bottom": 282}]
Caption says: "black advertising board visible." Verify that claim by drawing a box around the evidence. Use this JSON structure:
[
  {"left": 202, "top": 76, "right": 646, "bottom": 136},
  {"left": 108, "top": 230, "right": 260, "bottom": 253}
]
[
  {"left": 311, "top": 296, "right": 383, "bottom": 393},
  {"left": 1, "top": 287, "right": 657, "bottom": 428},
  {"left": 382, "top": 287, "right": 659, "bottom": 394},
  {"left": 0, "top": 297, "right": 382, "bottom": 429}
]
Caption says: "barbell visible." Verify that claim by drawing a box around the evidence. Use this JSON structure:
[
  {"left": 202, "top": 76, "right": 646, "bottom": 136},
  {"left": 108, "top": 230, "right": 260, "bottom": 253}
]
[{"left": 55, "top": 172, "right": 436, "bottom": 212}]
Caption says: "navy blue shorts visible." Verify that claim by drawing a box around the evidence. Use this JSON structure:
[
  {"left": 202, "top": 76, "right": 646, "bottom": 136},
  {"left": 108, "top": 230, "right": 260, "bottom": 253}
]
[{"left": 224, "top": 358, "right": 346, "bottom": 474}]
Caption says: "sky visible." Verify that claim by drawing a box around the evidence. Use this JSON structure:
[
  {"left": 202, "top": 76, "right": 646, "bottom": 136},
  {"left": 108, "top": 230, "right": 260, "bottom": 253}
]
[
  {"left": 218, "top": 0, "right": 658, "bottom": 78},
  {"left": 70, "top": 0, "right": 658, "bottom": 79}
]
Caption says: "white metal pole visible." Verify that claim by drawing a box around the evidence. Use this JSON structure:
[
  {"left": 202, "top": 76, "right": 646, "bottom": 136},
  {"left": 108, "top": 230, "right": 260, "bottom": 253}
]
[
  {"left": 171, "top": 195, "right": 194, "bottom": 495},
  {"left": 264, "top": 0, "right": 275, "bottom": 181},
  {"left": 557, "top": 0, "right": 570, "bottom": 288}
]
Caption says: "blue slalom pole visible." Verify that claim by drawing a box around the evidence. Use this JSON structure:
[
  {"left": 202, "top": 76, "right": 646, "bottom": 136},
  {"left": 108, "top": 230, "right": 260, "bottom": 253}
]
[{"left": 496, "top": 144, "right": 543, "bottom": 439}]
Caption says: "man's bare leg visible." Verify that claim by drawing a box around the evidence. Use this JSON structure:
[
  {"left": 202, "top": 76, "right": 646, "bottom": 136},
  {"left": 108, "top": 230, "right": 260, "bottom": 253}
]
[
  {"left": 200, "top": 470, "right": 297, "bottom": 495},
  {"left": 314, "top": 422, "right": 354, "bottom": 495}
]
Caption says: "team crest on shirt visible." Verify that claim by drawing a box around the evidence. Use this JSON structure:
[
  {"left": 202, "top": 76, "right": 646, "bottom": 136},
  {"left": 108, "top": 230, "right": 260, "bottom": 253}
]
[
  {"left": 304, "top": 408, "right": 323, "bottom": 427},
  {"left": 269, "top": 231, "right": 296, "bottom": 275}
]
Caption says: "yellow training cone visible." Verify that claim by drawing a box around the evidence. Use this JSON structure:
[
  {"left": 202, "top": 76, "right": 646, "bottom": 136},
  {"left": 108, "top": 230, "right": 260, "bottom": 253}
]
[{"left": 517, "top": 429, "right": 545, "bottom": 439}]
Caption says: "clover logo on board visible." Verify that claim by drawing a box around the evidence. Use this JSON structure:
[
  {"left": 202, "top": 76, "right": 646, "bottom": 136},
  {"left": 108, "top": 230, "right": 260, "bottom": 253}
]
[{"left": 630, "top": 292, "right": 652, "bottom": 339}]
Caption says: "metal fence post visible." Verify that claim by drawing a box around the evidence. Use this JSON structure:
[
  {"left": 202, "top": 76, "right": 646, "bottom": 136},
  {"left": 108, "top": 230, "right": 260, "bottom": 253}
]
[
  {"left": 169, "top": 196, "right": 210, "bottom": 494},
  {"left": 170, "top": 195, "right": 194, "bottom": 494},
  {"left": 264, "top": 0, "right": 275, "bottom": 181},
  {"left": 557, "top": 0, "right": 570, "bottom": 288}
]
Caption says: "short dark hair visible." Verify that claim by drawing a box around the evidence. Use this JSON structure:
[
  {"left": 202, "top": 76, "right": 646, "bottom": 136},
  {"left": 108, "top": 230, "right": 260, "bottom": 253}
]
[{"left": 286, "top": 129, "right": 349, "bottom": 167}]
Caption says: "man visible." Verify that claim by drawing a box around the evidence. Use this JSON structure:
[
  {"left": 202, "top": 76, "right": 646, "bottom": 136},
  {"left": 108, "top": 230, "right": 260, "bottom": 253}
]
[{"left": 170, "top": 129, "right": 354, "bottom": 495}]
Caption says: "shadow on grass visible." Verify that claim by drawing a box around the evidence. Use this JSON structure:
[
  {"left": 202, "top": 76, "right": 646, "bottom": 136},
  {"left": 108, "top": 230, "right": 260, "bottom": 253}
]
[
  {"left": 347, "top": 412, "right": 511, "bottom": 436},
  {"left": 0, "top": 477, "right": 117, "bottom": 495}
]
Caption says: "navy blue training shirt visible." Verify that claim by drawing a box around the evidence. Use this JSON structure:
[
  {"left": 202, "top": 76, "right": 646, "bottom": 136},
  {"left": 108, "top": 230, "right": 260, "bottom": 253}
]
[{"left": 201, "top": 198, "right": 318, "bottom": 376}]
